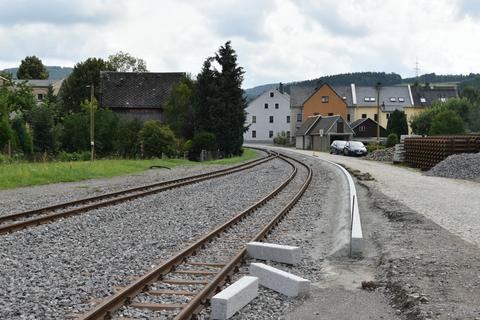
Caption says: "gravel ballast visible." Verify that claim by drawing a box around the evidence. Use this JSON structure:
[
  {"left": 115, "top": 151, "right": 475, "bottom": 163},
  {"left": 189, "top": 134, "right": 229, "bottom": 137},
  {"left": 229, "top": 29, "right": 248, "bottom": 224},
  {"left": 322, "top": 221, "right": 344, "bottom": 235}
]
[
  {"left": 364, "top": 147, "right": 394, "bottom": 162},
  {"left": 0, "top": 158, "right": 291, "bottom": 320},
  {"left": 426, "top": 152, "right": 480, "bottom": 182}
]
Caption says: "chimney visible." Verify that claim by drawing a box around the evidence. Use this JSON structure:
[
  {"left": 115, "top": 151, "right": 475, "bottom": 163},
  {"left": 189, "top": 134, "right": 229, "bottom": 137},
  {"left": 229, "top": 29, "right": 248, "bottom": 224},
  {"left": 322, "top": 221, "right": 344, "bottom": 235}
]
[{"left": 279, "top": 82, "right": 284, "bottom": 93}]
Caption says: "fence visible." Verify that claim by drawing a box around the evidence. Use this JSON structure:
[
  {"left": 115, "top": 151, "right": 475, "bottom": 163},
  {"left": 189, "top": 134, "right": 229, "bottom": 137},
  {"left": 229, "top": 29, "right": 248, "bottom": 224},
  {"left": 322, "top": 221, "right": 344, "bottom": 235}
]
[{"left": 404, "top": 135, "right": 480, "bottom": 170}]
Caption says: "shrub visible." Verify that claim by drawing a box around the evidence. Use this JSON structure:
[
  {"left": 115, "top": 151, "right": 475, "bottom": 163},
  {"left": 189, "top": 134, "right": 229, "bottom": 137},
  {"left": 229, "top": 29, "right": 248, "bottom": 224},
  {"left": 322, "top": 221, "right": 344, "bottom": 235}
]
[
  {"left": 116, "top": 117, "right": 143, "bottom": 158},
  {"left": 60, "top": 112, "right": 89, "bottom": 152},
  {"left": 366, "top": 143, "right": 386, "bottom": 153},
  {"left": 57, "top": 151, "right": 91, "bottom": 162},
  {"left": 429, "top": 110, "right": 465, "bottom": 135},
  {"left": 0, "top": 117, "right": 13, "bottom": 150},
  {"left": 140, "top": 121, "right": 176, "bottom": 158},
  {"left": 386, "top": 133, "right": 399, "bottom": 147},
  {"left": 11, "top": 117, "right": 33, "bottom": 155},
  {"left": 273, "top": 131, "right": 288, "bottom": 145},
  {"left": 386, "top": 110, "right": 408, "bottom": 137},
  {"left": 191, "top": 132, "right": 217, "bottom": 160},
  {"left": 30, "top": 105, "right": 55, "bottom": 153},
  {"left": 94, "top": 108, "right": 119, "bottom": 156}
]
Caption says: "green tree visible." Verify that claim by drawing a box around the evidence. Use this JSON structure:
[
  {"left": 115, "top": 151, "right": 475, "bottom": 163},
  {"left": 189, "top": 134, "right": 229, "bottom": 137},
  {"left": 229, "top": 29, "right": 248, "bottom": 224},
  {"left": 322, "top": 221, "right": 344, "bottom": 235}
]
[
  {"left": 58, "top": 58, "right": 115, "bottom": 114},
  {"left": 60, "top": 113, "right": 89, "bottom": 152},
  {"left": 429, "top": 110, "right": 465, "bottom": 135},
  {"left": 386, "top": 133, "right": 399, "bottom": 147},
  {"left": 194, "top": 58, "right": 219, "bottom": 133},
  {"left": 191, "top": 131, "right": 216, "bottom": 160},
  {"left": 11, "top": 117, "right": 33, "bottom": 155},
  {"left": 108, "top": 51, "right": 148, "bottom": 72},
  {"left": 94, "top": 108, "right": 119, "bottom": 156},
  {"left": 0, "top": 117, "right": 13, "bottom": 150},
  {"left": 17, "top": 56, "right": 49, "bottom": 79},
  {"left": 140, "top": 121, "right": 176, "bottom": 158},
  {"left": 164, "top": 75, "right": 195, "bottom": 139},
  {"left": 386, "top": 110, "right": 408, "bottom": 137},
  {"left": 116, "top": 118, "right": 143, "bottom": 158},
  {"left": 30, "top": 105, "right": 55, "bottom": 153}
]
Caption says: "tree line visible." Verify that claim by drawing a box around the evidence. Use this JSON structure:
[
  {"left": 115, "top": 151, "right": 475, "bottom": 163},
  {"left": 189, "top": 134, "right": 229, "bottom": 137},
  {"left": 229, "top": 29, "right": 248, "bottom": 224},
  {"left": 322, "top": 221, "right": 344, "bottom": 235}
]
[{"left": 0, "top": 42, "right": 247, "bottom": 162}]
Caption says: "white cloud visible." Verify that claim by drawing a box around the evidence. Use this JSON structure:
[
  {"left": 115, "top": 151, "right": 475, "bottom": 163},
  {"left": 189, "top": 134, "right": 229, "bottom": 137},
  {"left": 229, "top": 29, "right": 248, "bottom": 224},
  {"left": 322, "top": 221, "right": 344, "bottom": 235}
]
[{"left": 0, "top": 0, "right": 479, "bottom": 87}]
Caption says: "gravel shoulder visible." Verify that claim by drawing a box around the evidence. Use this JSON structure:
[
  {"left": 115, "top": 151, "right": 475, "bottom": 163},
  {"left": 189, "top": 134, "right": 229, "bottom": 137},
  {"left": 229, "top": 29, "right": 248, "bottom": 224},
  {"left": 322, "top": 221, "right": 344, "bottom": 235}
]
[{"left": 270, "top": 147, "right": 480, "bottom": 248}]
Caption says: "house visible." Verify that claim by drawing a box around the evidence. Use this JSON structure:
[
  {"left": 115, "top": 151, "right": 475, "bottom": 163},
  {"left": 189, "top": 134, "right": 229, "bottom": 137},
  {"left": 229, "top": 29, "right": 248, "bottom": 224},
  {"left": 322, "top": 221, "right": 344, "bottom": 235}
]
[
  {"left": 351, "top": 85, "right": 413, "bottom": 131},
  {"left": 99, "top": 72, "right": 184, "bottom": 121},
  {"left": 295, "top": 115, "right": 354, "bottom": 151},
  {"left": 289, "top": 83, "right": 348, "bottom": 137},
  {"left": 244, "top": 85, "right": 291, "bottom": 142},
  {"left": 349, "top": 117, "right": 387, "bottom": 141},
  {"left": 13, "top": 79, "right": 64, "bottom": 103}
]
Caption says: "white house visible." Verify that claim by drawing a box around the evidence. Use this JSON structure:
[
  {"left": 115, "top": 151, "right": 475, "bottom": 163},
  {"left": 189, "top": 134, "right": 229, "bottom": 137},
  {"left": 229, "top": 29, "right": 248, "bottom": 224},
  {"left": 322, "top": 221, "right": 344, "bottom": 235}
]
[{"left": 244, "top": 87, "right": 291, "bottom": 143}]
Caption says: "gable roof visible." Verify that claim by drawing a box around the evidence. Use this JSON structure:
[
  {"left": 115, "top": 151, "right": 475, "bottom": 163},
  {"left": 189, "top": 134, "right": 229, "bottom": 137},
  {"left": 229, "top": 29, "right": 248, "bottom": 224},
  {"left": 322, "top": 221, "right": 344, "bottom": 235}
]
[
  {"left": 331, "top": 85, "right": 353, "bottom": 106},
  {"left": 349, "top": 118, "right": 368, "bottom": 129},
  {"left": 296, "top": 115, "right": 353, "bottom": 136},
  {"left": 289, "top": 85, "right": 316, "bottom": 107},
  {"left": 99, "top": 72, "right": 184, "bottom": 109},
  {"left": 410, "top": 86, "right": 458, "bottom": 107},
  {"left": 355, "top": 86, "right": 412, "bottom": 109},
  {"left": 295, "top": 116, "right": 320, "bottom": 136},
  {"left": 248, "top": 87, "right": 290, "bottom": 106},
  {"left": 13, "top": 79, "right": 61, "bottom": 87}
]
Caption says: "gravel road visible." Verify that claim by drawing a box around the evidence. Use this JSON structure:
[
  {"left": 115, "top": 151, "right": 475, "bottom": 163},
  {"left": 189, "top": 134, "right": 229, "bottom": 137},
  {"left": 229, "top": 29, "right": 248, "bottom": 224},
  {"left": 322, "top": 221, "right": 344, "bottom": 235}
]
[
  {"left": 270, "top": 147, "right": 480, "bottom": 248},
  {"left": 0, "top": 158, "right": 292, "bottom": 319}
]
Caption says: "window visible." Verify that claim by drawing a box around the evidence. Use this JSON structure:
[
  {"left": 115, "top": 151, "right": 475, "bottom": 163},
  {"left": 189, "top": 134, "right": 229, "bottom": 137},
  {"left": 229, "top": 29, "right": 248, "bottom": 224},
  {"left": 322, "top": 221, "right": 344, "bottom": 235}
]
[
  {"left": 328, "top": 113, "right": 334, "bottom": 116},
  {"left": 374, "top": 113, "right": 378, "bottom": 122},
  {"left": 359, "top": 126, "right": 366, "bottom": 132},
  {"left": 37, "top": 93, "right": 44, "bottom": 100},
  {"left": 440, "top": 97, "right": 447, "bottom": 102},
  {"left": 252, "top": 130, "right": 256, "bottom": 138},
  {"left": 364, "top": 97, "right": 369, "bottom": 102},
  {"left": 264, "top": 103, "right": 268, "bottom": 109},
  {"left": 270, "top": 92, "right": 274, "bottom": 98},
  {"left": 275, "top": 103, "right": 279, "bottom": 109},
  {"left": 321, "top": 96, "right": 329, "bottom": 103},
  {"left": 342, "top": 96, "right": 347, "bottom": 100},
  {"left": 420, "top": 97, "right": 426, "bottom": 103},
  {"left": 347, "top": 114, "right": 351, "bottom": 122},
  {"left": 269, "top": 130, "right": 274, "bottom": 138},
  {"left": 252, "top": 115, "right": 256, "bottom": 123},
  {"left": 398, "top": 97, "right": 405, "bottom": 102},
  {"left": 389, "top": 97, "right": 396, "bottom": 102},
  {"left": 370, "top": 97, "right": 376, "bottom": 102},
  {"left": 296, "top": 113, "right": 302, "bottom": 122},
  {"left": 286, "top": 115, "right": 290, "bottom": 123},
  {"left": 269, "top": 116, "right": 274, "bottom": 123},
  {"left": 361, "top": 114, "right": 367, "bottom": 118},
  {"left": 287, "top": 131, "right": 290, "bottom": 138}
]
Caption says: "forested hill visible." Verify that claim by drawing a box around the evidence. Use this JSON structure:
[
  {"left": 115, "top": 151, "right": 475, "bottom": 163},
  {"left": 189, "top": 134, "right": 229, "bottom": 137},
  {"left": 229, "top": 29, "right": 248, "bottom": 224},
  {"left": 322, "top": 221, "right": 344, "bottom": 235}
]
[
  {"left": 402, "top": 73, "right": 480, "bottom": 84},
  {"left": 2, "top": 66, "right": 73, "bottom": 80}
]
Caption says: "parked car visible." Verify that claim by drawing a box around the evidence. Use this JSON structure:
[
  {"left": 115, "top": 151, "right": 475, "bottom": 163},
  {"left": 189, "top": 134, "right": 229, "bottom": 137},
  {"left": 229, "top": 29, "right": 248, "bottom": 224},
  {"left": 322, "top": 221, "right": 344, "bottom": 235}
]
[
  {"left": 330, "top": 140, "right": 347, "bottom": 154},
  {"left": 343, "top": 141, "right": 368, "bottom": 156}
]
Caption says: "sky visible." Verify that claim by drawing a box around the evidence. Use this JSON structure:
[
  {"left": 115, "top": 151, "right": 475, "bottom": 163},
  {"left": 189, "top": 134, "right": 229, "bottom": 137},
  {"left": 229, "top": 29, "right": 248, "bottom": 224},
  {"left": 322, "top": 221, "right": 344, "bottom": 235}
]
[{"left": 0, "top": 0, "right": 479, "bottom": 88}]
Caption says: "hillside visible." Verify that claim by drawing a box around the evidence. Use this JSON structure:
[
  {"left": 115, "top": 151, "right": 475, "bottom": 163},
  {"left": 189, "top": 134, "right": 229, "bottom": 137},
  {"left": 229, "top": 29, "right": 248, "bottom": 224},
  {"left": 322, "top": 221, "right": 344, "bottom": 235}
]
[{"left": 1, "top": 66, "right": 73, "bottom": 80}]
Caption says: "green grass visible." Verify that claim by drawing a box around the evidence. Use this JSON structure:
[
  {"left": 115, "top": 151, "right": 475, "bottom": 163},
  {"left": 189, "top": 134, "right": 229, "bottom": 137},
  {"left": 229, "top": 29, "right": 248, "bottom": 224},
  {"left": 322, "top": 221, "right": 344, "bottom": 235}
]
[{"left": 0, "top": 148, "right": 259, "bottom": 190}]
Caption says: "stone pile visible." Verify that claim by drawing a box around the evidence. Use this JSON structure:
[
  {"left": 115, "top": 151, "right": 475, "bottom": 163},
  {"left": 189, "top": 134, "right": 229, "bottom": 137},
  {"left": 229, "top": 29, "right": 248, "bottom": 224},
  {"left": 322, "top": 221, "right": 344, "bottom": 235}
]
[
  {"left": 426, "top": 152, "right": 480, "bottom": 181},
  {"left": 365, "top": 147, "right": 395, "bottom": 162}
]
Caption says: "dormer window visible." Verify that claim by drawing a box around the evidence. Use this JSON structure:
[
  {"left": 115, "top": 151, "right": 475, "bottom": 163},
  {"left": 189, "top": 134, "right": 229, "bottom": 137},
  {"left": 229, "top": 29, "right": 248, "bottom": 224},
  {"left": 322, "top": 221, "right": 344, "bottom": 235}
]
[
  {"left": 389, "top": 97, "right": 396, "bottom": 102},
  {"left": 398, "top": 97, "right": 405, "bottom": 102},
  {"left": 270, "top": 92, "right": 274, "bottom": 98},
  {"left": 440, "top": 97, "right": 447, "bottom": 102},
  {"left": 420, "top": 97, "right": 427, "bottom": 103}
]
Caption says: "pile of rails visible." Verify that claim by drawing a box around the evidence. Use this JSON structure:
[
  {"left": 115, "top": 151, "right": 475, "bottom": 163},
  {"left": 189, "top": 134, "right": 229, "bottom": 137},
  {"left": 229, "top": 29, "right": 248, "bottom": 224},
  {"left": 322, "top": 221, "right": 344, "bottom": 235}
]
[{"left": 404, "top": 135, "right": 480, "bottom": 170}]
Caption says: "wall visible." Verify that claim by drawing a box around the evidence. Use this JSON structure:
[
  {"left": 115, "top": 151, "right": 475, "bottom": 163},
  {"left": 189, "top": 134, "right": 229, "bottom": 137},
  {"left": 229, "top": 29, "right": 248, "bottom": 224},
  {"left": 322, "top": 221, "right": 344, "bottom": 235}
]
[
  {"left": 244, "top": 89, "right": 291, "bottom": 142},
  {"left": 351, "top": 107, "right": 389, "bottom": 128},
  {"left": 290, "top": 105, "right": 303, "bottom": 139},
  {"left": 303, "top": 85, "right": 347, "bottom": 120}
]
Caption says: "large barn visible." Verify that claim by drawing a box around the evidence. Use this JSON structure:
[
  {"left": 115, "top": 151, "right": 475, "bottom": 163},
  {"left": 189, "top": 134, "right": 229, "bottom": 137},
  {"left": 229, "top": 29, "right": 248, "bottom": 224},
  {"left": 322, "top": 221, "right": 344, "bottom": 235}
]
[{"left": 99, "top": 71, "right": 185, "bottom": 121}]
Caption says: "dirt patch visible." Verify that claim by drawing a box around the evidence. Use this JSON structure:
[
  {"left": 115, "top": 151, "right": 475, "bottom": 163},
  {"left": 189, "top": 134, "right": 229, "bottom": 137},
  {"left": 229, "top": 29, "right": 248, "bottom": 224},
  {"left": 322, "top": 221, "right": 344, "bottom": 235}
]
[{"left": 357, "top": 181, "right": 480, "bottom": 320}]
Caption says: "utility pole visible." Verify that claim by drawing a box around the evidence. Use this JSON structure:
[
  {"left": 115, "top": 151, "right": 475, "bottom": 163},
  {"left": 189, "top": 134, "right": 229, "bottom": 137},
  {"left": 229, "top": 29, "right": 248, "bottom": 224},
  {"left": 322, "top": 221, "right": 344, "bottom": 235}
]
[
  {"left": 87, "top": 85, "right": 95, "bottom": 161},
  {"left": 376, "top": 82, "right": 381, "bottom": 149}
]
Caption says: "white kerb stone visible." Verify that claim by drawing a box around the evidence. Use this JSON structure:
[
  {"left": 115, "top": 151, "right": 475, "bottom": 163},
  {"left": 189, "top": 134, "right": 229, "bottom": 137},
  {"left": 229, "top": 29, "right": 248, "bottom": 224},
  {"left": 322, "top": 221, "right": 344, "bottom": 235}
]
[
  {"left": 211, "top": 276, "right": 259, "bottom": 319},
  {"left": 246, "top": 242, "right": 301, "bottom": 265},
  {"left": 249, "top": 263, "right": 310, "bottom": 297}
]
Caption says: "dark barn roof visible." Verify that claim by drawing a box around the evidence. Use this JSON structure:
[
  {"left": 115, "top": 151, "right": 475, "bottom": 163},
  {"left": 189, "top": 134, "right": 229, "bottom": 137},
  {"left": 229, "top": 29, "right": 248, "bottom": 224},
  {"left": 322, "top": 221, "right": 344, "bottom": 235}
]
[
  {"left": 99, "top": 72, "right": 184, "bottom": 109},
  {"left": 410, "top": 86, "right": 458, "bottom": 107}
]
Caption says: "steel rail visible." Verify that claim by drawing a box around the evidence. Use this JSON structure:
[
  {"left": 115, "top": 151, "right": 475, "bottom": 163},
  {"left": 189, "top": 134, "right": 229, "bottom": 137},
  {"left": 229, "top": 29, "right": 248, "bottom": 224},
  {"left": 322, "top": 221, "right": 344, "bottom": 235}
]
[
  {"left": 77, "top": 152, "right": 311, "bottom": 320},
  {"left": 0, "top": 150, "right": 275, "bottom": 235}
]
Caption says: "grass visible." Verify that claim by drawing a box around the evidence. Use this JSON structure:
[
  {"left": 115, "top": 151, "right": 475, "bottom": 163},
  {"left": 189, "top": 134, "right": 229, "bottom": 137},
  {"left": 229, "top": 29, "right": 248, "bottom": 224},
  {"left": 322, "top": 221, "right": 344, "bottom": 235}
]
[{"left": 0, "top": 148, "right": 259, "bottom": 190}]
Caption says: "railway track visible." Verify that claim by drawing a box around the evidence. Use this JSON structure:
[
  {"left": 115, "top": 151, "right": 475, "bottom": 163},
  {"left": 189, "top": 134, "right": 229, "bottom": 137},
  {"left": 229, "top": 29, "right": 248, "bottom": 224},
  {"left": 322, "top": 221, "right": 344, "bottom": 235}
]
[
  {"left": 77, "top": 152, "right": 312, "bottom": 320},
  {"left": 0, "top": 150, "right": 275, "bottom": 235}
]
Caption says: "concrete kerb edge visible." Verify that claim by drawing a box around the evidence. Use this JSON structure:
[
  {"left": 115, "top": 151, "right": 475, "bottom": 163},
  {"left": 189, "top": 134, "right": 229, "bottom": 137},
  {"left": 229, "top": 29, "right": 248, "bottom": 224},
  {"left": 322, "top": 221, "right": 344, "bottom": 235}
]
[{"left": 316, "top": 157, "right": 364, "bottom": 256}]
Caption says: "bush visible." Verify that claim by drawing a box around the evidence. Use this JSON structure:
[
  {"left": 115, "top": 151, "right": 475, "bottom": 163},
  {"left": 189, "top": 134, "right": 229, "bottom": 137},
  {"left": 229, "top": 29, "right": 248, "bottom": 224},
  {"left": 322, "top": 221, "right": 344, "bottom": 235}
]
[
  {"left": 366, "top": 143, "right": 386, "bottom": 153},
  {"left": 0, "top": 117, "right": 13, "bottom": 150},
  {"left": 429, "top": 110, "right": 465, "bottom": 135},
  {"left": 273, "top": 131, "right": 288, "bottom": 145},
  {"left": 94, "top": 108, "right": 119, "bottom": 156},
  {"left": 0, "top": 153, "right": 14, "bottom": 164},
  {"left": 386, "top": 133, "right": 399, "bottom": 147},
  {"left": 191, "top": 132, "right": 217, "bottom": 160},
  {"left": 57, "top": 151, "right": 91, "bottom": 162},
  {"left": 60, "top": 113, "right": 89, "bottom": 152},
  {"left": 30, "top": 105, "right": 55, "bottom": 153},
  {"left": 11, "top": 117, "right": 33, "bottom": 155},
  {"left": 116, "top": 117, "right": 143, "bottom": 158},
  {"left": 140, "top": 121, "right": 177, "bottom": 158}
]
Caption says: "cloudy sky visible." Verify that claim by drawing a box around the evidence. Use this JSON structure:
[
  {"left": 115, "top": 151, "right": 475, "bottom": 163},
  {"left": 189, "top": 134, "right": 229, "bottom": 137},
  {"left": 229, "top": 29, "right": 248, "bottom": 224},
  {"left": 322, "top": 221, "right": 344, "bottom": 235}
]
[{"left": 0, "top": 0, "right": 479, "bottom": 87}]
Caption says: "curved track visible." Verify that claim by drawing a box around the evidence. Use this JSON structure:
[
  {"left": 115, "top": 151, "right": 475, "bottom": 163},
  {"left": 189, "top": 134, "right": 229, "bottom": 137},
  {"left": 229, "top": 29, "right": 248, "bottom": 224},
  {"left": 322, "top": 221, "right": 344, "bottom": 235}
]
[
  {"left": 0, "top": 151, "right": 275, "bottom": 235},
  {"left": 77, "top": 151, "right": 312, "bottom": 320}
]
